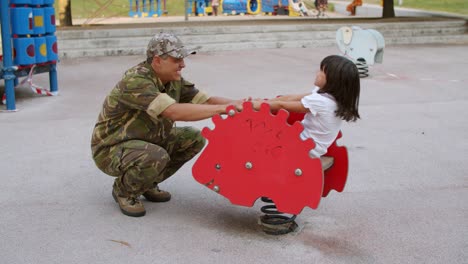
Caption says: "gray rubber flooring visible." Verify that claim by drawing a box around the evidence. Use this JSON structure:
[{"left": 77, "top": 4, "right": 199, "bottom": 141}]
[{"left": 1, "top": 44, "right": 467, "bottom": 264}]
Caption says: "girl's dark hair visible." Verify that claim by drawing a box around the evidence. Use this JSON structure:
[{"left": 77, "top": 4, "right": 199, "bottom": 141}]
[{"left": 318, "top": 55, "right": 360, "bottom": 122}]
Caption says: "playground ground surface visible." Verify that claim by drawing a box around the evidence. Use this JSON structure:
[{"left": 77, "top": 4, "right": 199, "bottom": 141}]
[{"left": 0, "top": 43, "right": 467, "bottom": 263}]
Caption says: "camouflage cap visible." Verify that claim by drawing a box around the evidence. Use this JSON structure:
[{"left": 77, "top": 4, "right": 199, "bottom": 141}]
[{"left": 146, "top": 32, "right": 198, "bottom": 59}]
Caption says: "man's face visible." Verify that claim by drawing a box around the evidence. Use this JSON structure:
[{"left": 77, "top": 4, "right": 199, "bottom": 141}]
[{"left": 152, "top": 55, "right": 186, "bottom": 84}]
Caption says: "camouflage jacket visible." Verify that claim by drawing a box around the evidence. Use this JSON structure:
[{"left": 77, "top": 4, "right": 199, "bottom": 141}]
[{"left": 91, "top": 61, "right": 210, "bottom": 156}]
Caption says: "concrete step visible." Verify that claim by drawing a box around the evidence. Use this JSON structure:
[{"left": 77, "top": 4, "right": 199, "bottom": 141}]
[
  {"left": 56, "top": 19, "right": 466, "bottom": 39},
  {"left": 58, "top": 31, "right": 337, "bottom": 50},
  {"left": 59, "top": 39, "right": 337, "bottom": 58},
  {"left": 385, "top": 34, "right": 468, "bottom": 45},
  {"left": 57, "top": 25, "right": 465, "bottom": 51},
  {"left": 56, "top": 18, "right": 468, "bottom": 58},
  {"left": 59, "top": 33, "right": 468, "bottom": 59}
]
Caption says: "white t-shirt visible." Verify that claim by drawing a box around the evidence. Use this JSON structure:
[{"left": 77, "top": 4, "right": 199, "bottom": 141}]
[{"left": 300, "top": 86, "right": 342, "bottom": 157}]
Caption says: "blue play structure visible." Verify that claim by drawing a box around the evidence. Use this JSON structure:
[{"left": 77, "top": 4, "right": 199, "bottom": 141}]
[
  {"left": 186, "top": 0, "right": 209, "bottom": 16},
  {"left": 129, "top": 0, "right": 163, "bottom": 17},
  {"left": 1, "top": 0, "right": 59, "bottom": 111},
  {"left": 248, "top": 0, "right": 261, "bottom": 14},
  {"left": 183, "top": 0, "right": 287, "bottom": 16},
  {"left": 222, "top": 0, "right": 248, "bottom": 14},
  {"left": 262, "top": 0, "right": 288, "bottom": 13}
]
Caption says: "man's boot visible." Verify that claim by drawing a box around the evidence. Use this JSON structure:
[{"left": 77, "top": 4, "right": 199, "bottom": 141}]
[
  {"left": 142, "top": 185, "right": 171, "bottom": 202},
  {"left": 112, "top": 189, "right": 146, "bottom": 217}
]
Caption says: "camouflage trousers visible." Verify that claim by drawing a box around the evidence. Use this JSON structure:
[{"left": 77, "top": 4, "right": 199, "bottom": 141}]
[{"left": 93, "top": 126, "right": 206, "bottom": 198}]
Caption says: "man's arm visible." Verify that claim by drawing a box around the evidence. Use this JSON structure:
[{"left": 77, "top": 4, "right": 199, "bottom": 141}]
[
  {"left": 205, "top": 96, "right": 242, "bottom": 105},
  {"left": 161, "top": 103, "right": 228, "bottom": 121},
  {"left": 252, "top": 100, "right": 309, "bottom": 113}
]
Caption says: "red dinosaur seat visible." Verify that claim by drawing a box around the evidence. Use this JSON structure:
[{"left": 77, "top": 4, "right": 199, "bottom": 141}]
[{"left": 192, "top": 102, "right": 348, "bottom": 215}]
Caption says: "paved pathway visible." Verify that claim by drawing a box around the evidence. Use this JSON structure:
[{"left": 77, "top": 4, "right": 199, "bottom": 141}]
[{"left": 0, "top": 44, "right": 467, "bottom": 263}]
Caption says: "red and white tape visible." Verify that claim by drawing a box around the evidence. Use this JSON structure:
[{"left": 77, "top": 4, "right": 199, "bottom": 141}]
[{"left": 2, "top": 65, "right": 57, "bottom": 104}]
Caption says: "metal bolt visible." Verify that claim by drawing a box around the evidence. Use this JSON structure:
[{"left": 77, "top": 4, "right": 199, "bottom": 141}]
[
  {"left": 213, "top": 185, "right": 220, "bottom": 192},
  {"left": 245, "top": 162, "right": 253, "bottom": 169},
  {"left": 215, "top": 164, "right": 221, "bottom": 170},
  {"left": 295, "top": 168, "right": 303, "bottom": 176},
  {"left": 228, "top": 109, "right": 236, "bottom": 117}
]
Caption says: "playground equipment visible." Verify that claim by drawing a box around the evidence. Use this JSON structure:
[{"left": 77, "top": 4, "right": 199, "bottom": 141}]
[
  {"left": 186, "top": 0, "right": 208, "bottom": 16},
  {"left": 221, "top": 0, "right": 247, "bottom": 15},
  {"left": 184, "top": 0, "right": 215, "bottom": 17},
  {"left": 247, "top": 0, "right": 261, "bottom": 15},
  {"left": 288, "top": 0, "right": 328, "bottom": 17},
  {"left": 1, "top": 0, "right": 59, "bottom": 111},
  {"left": 129, "top": 0, "right": 164, "bottom": 17},
  {"left": 261, "top": 0, "right": 288, "bottom": 15},
  {"left": 336, "top": 26, "right": 385, "bottom": 77},
  {"left": 346, "top": 0, "right": 362, "bottom": 16},
  {"left": 215, "top": 0, "right": 262, "bottom": 15},
  {"left": 182, "top": 0, "right": 308, "bottom": 16},
  {"left": 192, "top": 102, "right": 349, "bottom": 234},
  {"left": 288, "top": 0, "right": 309, "bottom": 17}
]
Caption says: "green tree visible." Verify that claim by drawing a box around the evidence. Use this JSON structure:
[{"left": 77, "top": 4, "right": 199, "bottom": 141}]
[{"left": 58, "top": 0, "right": 73, "bottom": 26}]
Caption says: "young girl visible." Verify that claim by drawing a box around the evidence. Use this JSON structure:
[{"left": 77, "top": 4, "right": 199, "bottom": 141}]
[{"left": 254, "top": 55, "right": 360, "bottom": 158}]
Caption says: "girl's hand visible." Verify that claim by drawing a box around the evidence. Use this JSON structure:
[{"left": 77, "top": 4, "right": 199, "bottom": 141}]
[{"left": 234, "top": 103, "right": 243, "bottom": 112}]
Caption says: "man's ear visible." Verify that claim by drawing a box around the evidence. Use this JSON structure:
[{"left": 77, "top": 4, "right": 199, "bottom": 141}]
[
  {"left": 152, "top": 56, "right": 161, "bottom": 65},
  {"left": 151, "top": 56, "right": 161, "bottom": 69}
]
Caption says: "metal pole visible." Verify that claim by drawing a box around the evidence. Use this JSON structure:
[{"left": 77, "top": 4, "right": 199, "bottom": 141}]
[
  {"left": 129, "top": 0, "right": 133, "bottom": 16},
  {"left": 157, "top": 0, "right": 162, "bottom": 16},
  {"left": 136, "top": 0, "right": 141, "bottom": 16},
  {"left": 49, "top": 64, "right": 58, "bottom": 93},
  {"left": 1, "top": 0, "right": 17, "bottom": 111},
  {"left": 149, "top": 0, "right": 154, "bottom": 15}
]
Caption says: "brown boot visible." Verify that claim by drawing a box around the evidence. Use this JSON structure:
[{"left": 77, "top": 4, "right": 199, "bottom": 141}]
[
  {"left": 142, "top": 185, "right": 171, "bottom": 202},
  {"left": 112, "top": 189, "right": 146, "bottom": 217}
]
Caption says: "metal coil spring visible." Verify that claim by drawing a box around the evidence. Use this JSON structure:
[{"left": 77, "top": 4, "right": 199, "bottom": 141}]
[
  {"left": 259, "top": 197, "right": 298, "bottom": 235},
  {"left": 356, "top": 58, "right": 369, "bottom": 78}
]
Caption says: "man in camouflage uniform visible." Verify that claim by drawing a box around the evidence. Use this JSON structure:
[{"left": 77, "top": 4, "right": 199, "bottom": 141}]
[{"left": 91, "top": 33, "right": 242, "bottom": 217}]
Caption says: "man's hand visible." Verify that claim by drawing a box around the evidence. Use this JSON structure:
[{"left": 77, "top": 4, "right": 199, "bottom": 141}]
[
  {"left": 233, "top": 102, "right": 243, "bottom": 112},
  {"left": 251, "top": 100, "right": 266, "bottom": 110}
]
